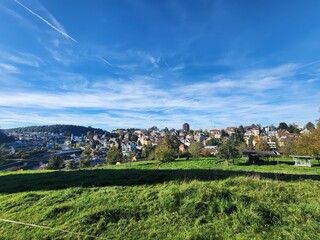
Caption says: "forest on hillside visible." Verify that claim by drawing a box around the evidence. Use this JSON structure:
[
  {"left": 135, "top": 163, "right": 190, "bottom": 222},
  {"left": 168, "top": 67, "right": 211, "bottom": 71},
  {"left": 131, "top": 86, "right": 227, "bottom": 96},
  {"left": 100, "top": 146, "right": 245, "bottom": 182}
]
[
  {"left": 3, "top": 125, "right": 106, "bottom": 136},
  {"left": 0, "top": 131, "right": 14, "bottom": 144}
]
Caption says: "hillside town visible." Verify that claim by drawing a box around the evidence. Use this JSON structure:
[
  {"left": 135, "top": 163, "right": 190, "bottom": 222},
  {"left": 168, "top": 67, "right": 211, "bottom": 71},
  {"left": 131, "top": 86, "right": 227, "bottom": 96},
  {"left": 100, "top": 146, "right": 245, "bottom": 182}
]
[{"left": 0, "top": 121, "right": 317, "bottom": 171}]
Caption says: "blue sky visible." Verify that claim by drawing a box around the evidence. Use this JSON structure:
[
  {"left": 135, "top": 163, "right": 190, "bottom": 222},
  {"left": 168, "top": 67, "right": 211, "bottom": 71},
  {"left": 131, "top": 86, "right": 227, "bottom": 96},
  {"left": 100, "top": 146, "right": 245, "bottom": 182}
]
[{"left": 0, "top": 0, "right": 319, "bottom": 130}]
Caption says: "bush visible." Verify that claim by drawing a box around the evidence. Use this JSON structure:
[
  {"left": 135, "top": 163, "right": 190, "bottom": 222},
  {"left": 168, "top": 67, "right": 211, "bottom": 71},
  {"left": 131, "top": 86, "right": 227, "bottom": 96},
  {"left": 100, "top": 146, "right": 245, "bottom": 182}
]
[
  {"left": 154, "top": 142, "right": 176, "bottom": 163},
  {"left": 79, "top": 158, "right": 90, "bottom": 168},
  {"left": 189, "top": 141, "right": 203, "bottom": 158},
  {"left": 65, "top": 159, "right": 75, "bottom": 170},
  {"left": 0, "top": 145, "right": 8, "bottom": 165},
  {"left": 106, "top": 146, "right": 123, "bottom": 164},
  {"left": 47, "top": 155, "right": 64, "bottom": 169},
  {"left": 218, "top": 138, "right": 241, "bottom": 164}
]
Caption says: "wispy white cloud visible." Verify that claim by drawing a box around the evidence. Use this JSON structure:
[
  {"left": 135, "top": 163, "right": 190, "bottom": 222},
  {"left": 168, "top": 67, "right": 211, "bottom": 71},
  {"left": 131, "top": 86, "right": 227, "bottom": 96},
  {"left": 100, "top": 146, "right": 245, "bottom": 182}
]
[
  {"left": 51, "top": 38, "right": 61, "bottom": 47},
  {"left": 149, "top": 56, "right": 161, "bottom": 68},
  {"left": 0, "top": 78, "right": 316, "bottom": 110},
  {"left": 45, "top": 47, "right": 74, "bottom": 65},
  {"left": 0, "top": 72, "right": 30, "bottom": 89},
  {"left": 0, "top": 4, "right": 23, "bottom": 20},
  {"left": 177, "top": 64, "right": 296, "bottom": 96},
  {"left": 0, "top": 63, "right": 19, "bottom": 73},
  {"left": 0, "top": 99, "right": 317, "bottom": 131},
  {"left": 0, "top": 109, "right": 169, "bottom": 130},
  {"left": 117, "top": 64, "right": 138, "bottom": 70},
  {"left": 125, "top": 50, "right": 161, "bottom": 68},
  {"left": 0, "top": 62, "right": 318, "bottom": 130},
  {"left": 243, "top": 63, "right": 297, "bottom": 78},
  {"left": 306, "top": 78, "right": 318, "bottom": 83},
  {"left": 14, "top": 0, "right": 77, "bottom": 43},
  {"left": 0, "top": 50, "right": 41, "bottom": 67},
  {"left": 170, "top": 64, "right": 185, "bottom": 71}
]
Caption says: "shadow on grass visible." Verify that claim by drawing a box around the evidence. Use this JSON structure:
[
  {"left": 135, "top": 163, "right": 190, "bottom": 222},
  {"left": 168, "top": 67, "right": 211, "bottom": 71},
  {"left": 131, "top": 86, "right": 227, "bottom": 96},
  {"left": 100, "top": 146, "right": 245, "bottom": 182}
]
[
  {"left": 0, "top": 168, "right": 319, "bottom": 194},
  {"left": 237, "top": 160, "right": 295, "bottom": 166}
]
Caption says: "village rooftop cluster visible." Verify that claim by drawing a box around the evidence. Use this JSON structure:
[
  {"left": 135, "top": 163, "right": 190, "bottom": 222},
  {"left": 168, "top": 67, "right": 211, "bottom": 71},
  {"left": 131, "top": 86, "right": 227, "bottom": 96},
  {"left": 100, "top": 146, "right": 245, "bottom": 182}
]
[{"left": 0, "top": 121, "right": 315, "bottom": 171}]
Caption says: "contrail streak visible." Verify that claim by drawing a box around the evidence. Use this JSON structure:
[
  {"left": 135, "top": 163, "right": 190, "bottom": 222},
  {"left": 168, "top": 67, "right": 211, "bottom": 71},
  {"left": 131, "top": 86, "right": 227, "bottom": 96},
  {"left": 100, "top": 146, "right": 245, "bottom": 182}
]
[
  {"left": 299, "top": 59, "right": 320, "bottom": 69},
  {"left": 14, "top": 0, "right": 77, "bottom": 43},
  {"left": 98, "top": 56, "right": 113, "bottom": 67}
]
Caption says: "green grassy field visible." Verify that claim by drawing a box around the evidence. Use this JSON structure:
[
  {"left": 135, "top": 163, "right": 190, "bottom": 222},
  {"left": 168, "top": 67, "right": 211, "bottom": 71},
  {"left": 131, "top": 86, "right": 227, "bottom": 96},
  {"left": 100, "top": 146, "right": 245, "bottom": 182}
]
[{"left": 0, "top": 158, "right": 319, "bottom": 239}]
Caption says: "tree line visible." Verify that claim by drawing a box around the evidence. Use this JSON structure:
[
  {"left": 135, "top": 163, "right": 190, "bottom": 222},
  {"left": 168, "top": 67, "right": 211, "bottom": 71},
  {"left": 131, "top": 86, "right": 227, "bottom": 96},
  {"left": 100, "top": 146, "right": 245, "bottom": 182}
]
[
  {"left": 0, "top": 131, "right": 14, "bottom": 144},
  {"left": 4, "top": 125, "right": 106, "bottom": 136}
]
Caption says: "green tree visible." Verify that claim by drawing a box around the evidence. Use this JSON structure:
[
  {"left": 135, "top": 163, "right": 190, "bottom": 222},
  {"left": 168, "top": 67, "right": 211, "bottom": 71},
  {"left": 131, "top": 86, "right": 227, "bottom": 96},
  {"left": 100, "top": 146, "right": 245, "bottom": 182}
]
[
  {"left": 187, "top": 130, "right": 194, "bottom": 135},
  {"left": 0, "top": 145, "right": 8, "bottom": 165},
  {"left": 79, "top": 158, "right": 90, "bottom": 168},
  {"left": 221, "top": 130, "right": 229, "bottom": 137},
  {"left": 231, "top": 128, "right": 245, "bottom": 144},
  {"left": 203, "top": 129, "right": 209, "bottom": 137},
  {"left": 106, "top": 146, "right": 123, "bottom": 164},
  {"left": 162, "top": 127, "right": 170, "bottom": 134},
  {"left": 162, "top": 134, "right": 180, "bottom": 154},
  {"left": 86, "top": 131, "right": 93, "bottom": 139},
  {"left": 255, "top": 139, "right": 270, "bottom": 151},
  {"left": 277, "top": 122, "right": 289, "bottom": 130},
  {"left": 75, "top": 141, "right": 82, "bottom": 148},
  {"left": 91, "top": 140, "right": 100, "bottom": 149},
  {"left": 237, "top": 142, "right": 248, "bottom": 155},
  {"left": 288, "top": 124, "right": 300, "bottom": 134},
  {"left": 295, "top": 122, "right": 320, "bottom": 156},
  {"left": 0, "top": 131, "right": 14, "bottom": 144},
  {"left": 65, "top": 159, "right": 75, "bottom": 169},
  {"left": 281, "top": 139, "right": 297, "bottom": 157},
  {"left": 188, "top": 141, "right": 203, "bottom": 158},
  {"left": 141, "top": 143, "right": 154, "bottom": 159},
  {"left": 305, "top": 122, "right": 315, "bottom": 130},
  {"left": 148, "top": 126, "right": 159, "bottom": 133},
  {"left": 238, "top": 125, "right": 245, "bottom": 134},
  {"left": 206, "top": 138, "right": 221, "bottom": 146},
  {"left": 218, "top": 139, "right": 241, "bottom": 164},
  {"left": 81, "top": 146, "right": 92, "bottom": 159},
  {"left": 154, "top": 142, "right": 176, "bottom": 164},
  {"left": 154, "top": 135, "right": 178, "bottom": 164},
  {"left": 47, "top": 155, "right": 64, "bottom": 169}
]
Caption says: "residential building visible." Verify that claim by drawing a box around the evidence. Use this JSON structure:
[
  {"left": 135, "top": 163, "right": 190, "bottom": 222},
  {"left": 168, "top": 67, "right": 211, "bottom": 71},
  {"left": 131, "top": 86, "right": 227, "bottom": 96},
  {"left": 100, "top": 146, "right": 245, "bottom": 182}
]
[
  {"left": 210, "top": 129, "right": 221, "bottom": 139},
  {"left": 182, "top": 123, "right": 190, "bottom": 133}
]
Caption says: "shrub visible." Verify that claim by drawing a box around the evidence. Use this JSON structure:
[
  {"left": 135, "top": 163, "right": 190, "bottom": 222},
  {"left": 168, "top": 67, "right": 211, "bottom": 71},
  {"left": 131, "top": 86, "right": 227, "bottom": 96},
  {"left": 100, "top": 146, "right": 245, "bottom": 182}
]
[
  {"left": 218, "top": 138, "right": 241, "bottom": 164},
  {"left": 79, "top": 158, "right": 90, "bottom": 168},
  {"left": 189, "top": 141, "right": 203, "bottom": 158},
  {"left": 106, "top": 146, "right": 123, "bottom": 164},
  {"left": 47, "top": 155, "right": 64, "bottom": 169},
  {"left": 154, "top": 142, "right": 176, "bottom": 163},
  {"left": 65, "top": 159, "right": 75, "bottom": 170}
]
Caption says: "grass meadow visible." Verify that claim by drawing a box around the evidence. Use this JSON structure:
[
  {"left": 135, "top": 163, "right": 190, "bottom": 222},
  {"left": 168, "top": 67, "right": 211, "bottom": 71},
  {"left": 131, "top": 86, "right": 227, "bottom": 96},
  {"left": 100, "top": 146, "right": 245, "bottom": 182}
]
[{"left": 0, "top": 157, "right": 319, "bottom": 239}]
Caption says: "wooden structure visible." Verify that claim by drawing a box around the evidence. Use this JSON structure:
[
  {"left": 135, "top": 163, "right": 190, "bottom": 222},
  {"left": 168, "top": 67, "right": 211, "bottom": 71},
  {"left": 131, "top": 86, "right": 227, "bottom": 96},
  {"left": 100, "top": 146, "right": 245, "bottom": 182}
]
[
  {"left": 242, "top": 150, "right": 280, "bottom": 164},
  {"left": 291, "top": 155, "right": 312, "bottom": 167}
]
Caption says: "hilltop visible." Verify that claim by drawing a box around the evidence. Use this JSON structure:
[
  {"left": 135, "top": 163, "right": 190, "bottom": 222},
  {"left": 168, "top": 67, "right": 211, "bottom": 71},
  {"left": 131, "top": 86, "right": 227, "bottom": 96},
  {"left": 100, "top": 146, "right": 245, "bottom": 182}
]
[
  {"left": 0, "top": 131, "right": 14, "bottom": 144},
  {"left": 4, "top": 125, "right": 106, "bottom": 136}
]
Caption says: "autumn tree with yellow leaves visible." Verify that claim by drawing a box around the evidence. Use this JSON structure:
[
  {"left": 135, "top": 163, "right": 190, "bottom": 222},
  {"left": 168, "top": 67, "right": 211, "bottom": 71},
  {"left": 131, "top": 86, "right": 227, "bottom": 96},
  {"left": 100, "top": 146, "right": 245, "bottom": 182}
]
[{"left": 294, "top": 121, "right": 320, "bottom": 157}]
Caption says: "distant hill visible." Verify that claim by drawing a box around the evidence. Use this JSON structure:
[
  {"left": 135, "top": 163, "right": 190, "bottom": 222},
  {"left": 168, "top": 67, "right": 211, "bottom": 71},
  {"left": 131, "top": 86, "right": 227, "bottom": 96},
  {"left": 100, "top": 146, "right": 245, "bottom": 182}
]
[
  {"left": 0, "top": 131, "right": 15, "bottom": 144},
  {"left": 4, "top": 125, "right": 106, "bottom": 136}
]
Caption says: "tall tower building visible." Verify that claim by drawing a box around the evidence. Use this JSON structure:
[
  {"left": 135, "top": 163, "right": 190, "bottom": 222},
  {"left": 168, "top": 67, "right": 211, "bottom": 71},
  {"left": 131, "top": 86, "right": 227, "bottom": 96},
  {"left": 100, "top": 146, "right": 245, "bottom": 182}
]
[{"left": 182, "top": 123, "right": 190, "bottom": 132}]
